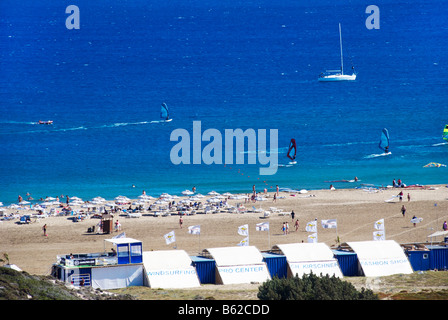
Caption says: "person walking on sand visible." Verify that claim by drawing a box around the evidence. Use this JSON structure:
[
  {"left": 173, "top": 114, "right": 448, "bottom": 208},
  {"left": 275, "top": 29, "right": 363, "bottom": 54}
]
[
  {"left": 412, "top": 215, "right": 417, "bottom": 227},
  {"left": 443, "top": 221, "right": 448, "bottom": 231},
  {"left": 291, "top": 210, "right": 295, "bottom": 221},
  {"left": 407, "top": 193, "right": 411, "bottom": 202},
  {"left": 42, "top": 224, "right": 47, "bottom": 237},
  {"left": 114, "top": 220, "right": 121, "bottom": 232},
  {"left": 179, "top": 216, "right": 183, "bottom": 229},
  {"left": 295, "top": 219, "right": 299, "bottom": 231},
  {"left": 401, "top": 205, "right": 406, "bottom": 217}
]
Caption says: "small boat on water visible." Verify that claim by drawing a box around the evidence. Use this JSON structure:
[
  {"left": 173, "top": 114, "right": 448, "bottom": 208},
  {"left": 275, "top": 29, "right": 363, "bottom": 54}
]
[
  {"left": 318, "top": 23, "right": 357, "bottom": 82},
  {"left": 38, "top": 120, "right": 53, "bottom": 125}
]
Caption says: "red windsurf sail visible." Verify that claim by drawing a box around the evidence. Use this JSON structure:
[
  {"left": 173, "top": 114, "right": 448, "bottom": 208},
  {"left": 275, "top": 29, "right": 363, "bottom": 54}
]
[{"left": 287, "top": 138, "right": 297, "bottom": 161}]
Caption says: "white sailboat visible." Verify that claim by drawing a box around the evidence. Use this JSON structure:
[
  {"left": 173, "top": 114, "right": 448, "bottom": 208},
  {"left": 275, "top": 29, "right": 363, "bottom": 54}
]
[{"left": 318, "top": 23, "right": 356, "bottom": 82}]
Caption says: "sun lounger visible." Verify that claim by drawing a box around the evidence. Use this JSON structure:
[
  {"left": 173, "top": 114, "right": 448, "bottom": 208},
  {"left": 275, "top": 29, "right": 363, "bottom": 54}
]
[
  {"left": 127, "top": 212, "right": 141, "bottom": 218},
  {"left": 259, "top": 211, "right": 270, "bottom": 219}
]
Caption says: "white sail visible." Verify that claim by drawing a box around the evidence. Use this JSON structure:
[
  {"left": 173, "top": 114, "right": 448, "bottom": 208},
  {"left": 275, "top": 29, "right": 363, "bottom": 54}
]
[{"left": 319, "top": 23, "right": 357, "bottom": 82}]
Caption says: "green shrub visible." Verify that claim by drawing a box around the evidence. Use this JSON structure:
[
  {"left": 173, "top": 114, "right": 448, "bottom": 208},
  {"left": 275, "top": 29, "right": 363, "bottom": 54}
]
[{"left": 257, "top": 272, "right": 378, "bottom": 300}]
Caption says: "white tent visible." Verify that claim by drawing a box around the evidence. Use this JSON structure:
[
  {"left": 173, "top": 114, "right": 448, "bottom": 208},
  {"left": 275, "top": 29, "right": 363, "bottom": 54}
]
[
  {"left": 273, "top": 243, "right": 343, "bottom": 278},
  {"left": 142, "top": 250, "right": 200, "bottom": 289},
  {"left": 347, "top": 240, "right": 413, "bottom": 277},
  {"left": 427, "top": 230, "right": 448, "bottom": 238},
  {"left": 91, "top": 265, "right": 143, "bottom": 290},
  {"left": 205, "top": 246, "right": 271, "bottom": 285}
]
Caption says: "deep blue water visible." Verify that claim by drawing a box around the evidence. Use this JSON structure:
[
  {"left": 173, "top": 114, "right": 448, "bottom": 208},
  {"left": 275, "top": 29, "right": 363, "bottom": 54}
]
[{"left": 1, "top": 0, "right": 447, "bottom": 204}]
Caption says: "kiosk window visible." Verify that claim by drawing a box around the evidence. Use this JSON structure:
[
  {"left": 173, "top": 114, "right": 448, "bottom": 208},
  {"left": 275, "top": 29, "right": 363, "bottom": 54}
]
[
  {"left": 131, "top": 244, "right": 142, "bottom": 256},
  {"left": 117, "top": 245, "right": 129, "bottom": 257}
]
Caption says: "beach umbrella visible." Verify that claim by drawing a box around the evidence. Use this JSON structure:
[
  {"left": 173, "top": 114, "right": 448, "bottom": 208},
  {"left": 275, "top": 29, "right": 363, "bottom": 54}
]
[
  {"left": 154, "top": 199, "right": 169, "bottom": 205},
  {"left": 115, "top": 195, "right": 129, "bottom": 200},
  {"left": 18, "top": 201, "right": 30, "bottom": 205},
  {"left": 43, "top": 200, "right": 60, "bottom": 206},
  {"left": 138, "top": 194, "right": 153, "bottom": 200},
  {"left": 105, "top": 203, "right": 118, "bottom": 208}
]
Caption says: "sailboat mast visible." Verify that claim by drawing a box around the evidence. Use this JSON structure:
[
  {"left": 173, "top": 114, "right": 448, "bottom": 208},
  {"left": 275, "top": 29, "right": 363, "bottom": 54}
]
[{"left": 339, "top": 23, "right": 344, "bottom": 75}]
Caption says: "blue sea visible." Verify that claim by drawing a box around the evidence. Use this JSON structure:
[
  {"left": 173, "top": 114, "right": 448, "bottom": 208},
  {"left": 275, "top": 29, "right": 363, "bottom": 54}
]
[{"left": 0, "top": 0, "right": 447, "bottom": 205}]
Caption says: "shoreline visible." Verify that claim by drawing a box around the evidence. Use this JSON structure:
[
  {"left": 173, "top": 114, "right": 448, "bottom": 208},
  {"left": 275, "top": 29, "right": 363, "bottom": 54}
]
[{"left": 1, "top": 183, "right": 447, "bottom": 275}]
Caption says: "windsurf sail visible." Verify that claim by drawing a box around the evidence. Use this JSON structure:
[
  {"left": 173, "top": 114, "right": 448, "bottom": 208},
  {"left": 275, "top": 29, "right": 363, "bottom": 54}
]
[
  {"left": 378, "top": 128, "right": 390, "bottom": 152},
  {"left": 443, "top": 124, "right": 448, "bottom": 141},
  {"left": 287, "top": 138, "right": 297, "bottom": 161},
  {"left": 160, "top": 102, "right": 169, "bottom": 120}
]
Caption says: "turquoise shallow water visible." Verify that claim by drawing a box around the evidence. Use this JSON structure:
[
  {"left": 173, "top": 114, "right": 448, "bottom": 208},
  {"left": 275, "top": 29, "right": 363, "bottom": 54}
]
[{"left": 0, "top": 0, "right": 447, "bottom": 204}]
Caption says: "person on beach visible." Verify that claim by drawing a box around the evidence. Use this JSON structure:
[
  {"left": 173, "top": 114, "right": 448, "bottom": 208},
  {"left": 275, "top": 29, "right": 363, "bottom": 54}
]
[
  {"left": 114, "top": 220, "right": 121, "bottom": 232},
  {"left": 42, "top": 224, "right": 47, "bottom": 236},
  {"left": 179, "top": 216, "right": 183, "bottom": 229},
  {"left": 443, "top": 221, "right": 448, "bottom": 231},
  {"left": 291, "top": 210, "right": 295, "bottom": 221},
  {"left": 401, "top": 205, "right": 406, "bottom": 217},
  {"left": 294, "top": 219, "right": 299, "bottom": 231},
  {"left": 407, "top": 193, "right": 411, "bottom": 201},
  {"left": 412, "top": 215, "right": 417, "bottom": 227},
  {"left": 398, "top": 191, "right": 403, "bottom": 201},
  {"left": 273, "top": 193, "right": 277, "bottom": 202}
]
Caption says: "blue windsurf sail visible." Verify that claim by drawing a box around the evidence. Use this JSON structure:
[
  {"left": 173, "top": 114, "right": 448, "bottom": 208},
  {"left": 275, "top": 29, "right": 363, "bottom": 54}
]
[
  {"left": 287, "top": 138, "right": 297, "bottom": 161},
  {"left": 160, "top": 102, "right": 169, "bottom": 120},
  {"left": 378, "top": 128, "right": 390, "bottom": 152}
]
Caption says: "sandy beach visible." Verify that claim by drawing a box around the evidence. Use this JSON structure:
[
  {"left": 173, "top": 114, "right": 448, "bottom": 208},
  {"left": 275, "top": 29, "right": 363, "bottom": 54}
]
[{"left": 1, "top": 185, "right": 447, "bottom": 276}]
